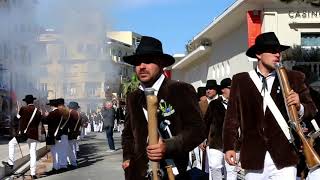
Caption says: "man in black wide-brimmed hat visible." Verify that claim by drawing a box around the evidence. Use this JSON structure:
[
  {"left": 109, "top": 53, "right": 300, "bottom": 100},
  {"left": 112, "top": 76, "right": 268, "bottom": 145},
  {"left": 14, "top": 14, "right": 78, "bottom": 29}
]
[
  {"left": 43, "top": 99, "right": 63, "bottom": 175},
  {"left": 2, "top": 94, "right": 42, "bottom": 179},
  {"left": 121, "top": 36, "right": 206, "bottom": 180},
  {"left": 204, "top": 78, "right": 239, "bottom": 180},
  {"left": 223, "top": 32, "right": 317, "bottom": 179},
  {"left": 199, "top": 79, "right": 219, "bottom": 117}
]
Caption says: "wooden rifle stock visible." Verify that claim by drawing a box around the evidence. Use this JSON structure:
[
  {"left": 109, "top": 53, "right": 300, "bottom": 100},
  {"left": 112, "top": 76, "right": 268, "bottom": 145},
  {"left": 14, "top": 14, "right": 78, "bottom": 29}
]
[
  {"left": 145, "top": 88, "right": 175, "bottom": 180},
  {"left": 275, "top": 63, "right": 320, "bottom": 169},
  {"left": 165, "top": 165, "right": 175, "bottom": 180},
  {"left": 145, "top": 88, "right": 161, "bottom": 180}
]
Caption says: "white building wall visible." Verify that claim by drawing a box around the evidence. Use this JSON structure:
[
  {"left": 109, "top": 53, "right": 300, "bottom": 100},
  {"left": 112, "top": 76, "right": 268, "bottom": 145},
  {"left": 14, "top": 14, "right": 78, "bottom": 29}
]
[
  {"left": 172, "top": 20, "right": 254, "bottom": 89},
  {"left": 172, "top": 1, "right": 320, "bottom": 90},
  {"left": 206, "top": 22, "right": 253, "bottom": 84},
  {"left": 263, "top": 5, "right": 320, "bottom": 47}
]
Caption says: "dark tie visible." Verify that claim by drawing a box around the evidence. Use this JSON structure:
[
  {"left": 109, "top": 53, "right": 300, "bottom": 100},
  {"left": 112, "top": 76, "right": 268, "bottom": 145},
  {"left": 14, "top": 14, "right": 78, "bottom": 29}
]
[
  {"left": 261, "top": 76, "right": 268, "bottom": 92},
  {"left": 256, "top": 71, "right": 268, "bottom": 92},
  {"left": 222, "top": 100, "right": 228, "bottom": 106}
]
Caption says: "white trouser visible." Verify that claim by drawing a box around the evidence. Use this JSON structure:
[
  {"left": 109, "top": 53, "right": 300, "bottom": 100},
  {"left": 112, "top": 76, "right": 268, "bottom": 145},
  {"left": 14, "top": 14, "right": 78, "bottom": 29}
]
[
  {"left": 8, "top": 138, "right": 38, "bottom": 175},
  {"left": 76, "top": 139, "right": 79, "bottom": 152},
  {"left": 57, "top": 135, "right": 69, "bottom": 168},
  {"left": 80, "top": 127, "right": 86, "bottom": 139},
  {"left": 50, "top": 144, "right": 59, "bottom": 170},
  {"left": 99, "top": 122, "right": 103, "bottom": 132},
  {"left": 94, "top": 123, "right": 99, "bottom": 132},
  {"left": 207, "top": 148, "right": 238, "bottom": 180},
  {"left": 207, "top": 148, "right": 224, "bottom": 180},
  {"left": 224, "top": 151, "right": 239, "bottom": 180},
  {"left": 245, "top": 151, "right": 297, "bottom": 180},
  {"left": 307, "top": 167, "right": 320, "bottom": 180},
  {"left": 188, "top": 151, "right": 192, "bottom": 170},
  {"left": 67, "top": 139, "right": 77, "bottom": 166},
  {"left": 118, "top": 123, "right": 124, "bottom": 134},
  {"left": 8, "top": 137, "right": 18, "bottom": 165},
  {"left": 27, "top": 138, "right": 38, "bottom": 176},
  {"left": 86, "top": 123, "right": 91, "bottom": 133},
  {"left": 188, "top": 147, "right": 207, "bottom": 170},
  {"left": 194, "top": 147, "right": 204, "bottom": 170}
]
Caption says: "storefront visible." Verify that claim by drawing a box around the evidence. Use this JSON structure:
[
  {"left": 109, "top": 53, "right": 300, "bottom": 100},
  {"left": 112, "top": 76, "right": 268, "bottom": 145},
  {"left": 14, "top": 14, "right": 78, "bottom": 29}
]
[{"left": 172, "top": 0, "right": 320, "bottom": 88}]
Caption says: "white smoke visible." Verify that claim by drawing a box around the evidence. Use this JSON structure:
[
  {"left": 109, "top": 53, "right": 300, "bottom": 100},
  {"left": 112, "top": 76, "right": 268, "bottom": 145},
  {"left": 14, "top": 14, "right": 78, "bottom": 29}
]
[{"left": 35, "top": 0, "right": 119, "bottom": 111}]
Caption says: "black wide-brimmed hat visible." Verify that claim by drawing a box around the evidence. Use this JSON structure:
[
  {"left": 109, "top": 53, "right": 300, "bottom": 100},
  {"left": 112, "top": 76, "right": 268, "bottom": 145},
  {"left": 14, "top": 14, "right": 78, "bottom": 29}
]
[
  {"left": 22, "top": 95, "right": 36, "bottom": 102},
  {"left": 46, "top": 99, "right": 58, "bottom": 107},
  {"left": 197, "top": 87, "right": 206, "bottom": 98},
  {"left": 123, "top": 36, "right": 175, "bottom": 67},
  {"left": 220, "top": 78, "right": 231, "bottom": 89},
  {"left": 205, "top": 80, "right": 219, "bottom": 90},
  {"left": 68, "top": 101, "right": 80, "bottom": 109},
  {"left": 56, "top": 98, "right": 65, "bottom": 105},
  {"left": 246, "top": 32, "right": 290, "bottom": 58}
]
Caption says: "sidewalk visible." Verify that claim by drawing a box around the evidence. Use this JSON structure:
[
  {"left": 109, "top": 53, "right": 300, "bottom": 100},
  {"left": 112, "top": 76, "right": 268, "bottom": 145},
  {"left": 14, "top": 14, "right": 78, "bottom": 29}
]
[{"left": 0, "top": 136, "right": 48, "bottom": 179}]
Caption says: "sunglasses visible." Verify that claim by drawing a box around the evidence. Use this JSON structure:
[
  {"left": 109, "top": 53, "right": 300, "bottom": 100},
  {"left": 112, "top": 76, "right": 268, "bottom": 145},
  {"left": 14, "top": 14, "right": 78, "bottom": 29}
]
[
  {"left": 133, "top": 59, "right": 161, "bottom": 66},
  {"left": 263, "top": 48, "right": 281, "bottom": 54}
]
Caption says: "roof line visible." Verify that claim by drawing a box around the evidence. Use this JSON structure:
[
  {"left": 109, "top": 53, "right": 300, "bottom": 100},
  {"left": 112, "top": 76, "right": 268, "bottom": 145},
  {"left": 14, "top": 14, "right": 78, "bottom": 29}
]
[{"left": 192, "top": 0, "right": 245, "bottom": 42}]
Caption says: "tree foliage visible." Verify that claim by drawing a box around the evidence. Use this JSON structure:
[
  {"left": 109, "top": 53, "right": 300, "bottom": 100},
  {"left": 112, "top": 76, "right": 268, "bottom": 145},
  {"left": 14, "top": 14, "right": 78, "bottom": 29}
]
[
  {"left": 282, "top": 46, "right": 320, "bottom": 62},
  {"left": 121, "top": 74, "right": 140, "bottom": 98}
]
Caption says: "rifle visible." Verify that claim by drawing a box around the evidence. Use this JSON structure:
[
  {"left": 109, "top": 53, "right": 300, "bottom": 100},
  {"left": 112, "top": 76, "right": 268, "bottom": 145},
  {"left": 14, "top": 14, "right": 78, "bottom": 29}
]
[
  {"left": 145, "top": 88, "right": 175, "bottom": 180},
  {"left": 145, "top": 88, "right": 161, "bottom": 180},
  {"left": 275, "top": 63, "right": 320, "bottom": 170},
  {"left": 16, "top": 138, "right": 24, "bottom": 158}
]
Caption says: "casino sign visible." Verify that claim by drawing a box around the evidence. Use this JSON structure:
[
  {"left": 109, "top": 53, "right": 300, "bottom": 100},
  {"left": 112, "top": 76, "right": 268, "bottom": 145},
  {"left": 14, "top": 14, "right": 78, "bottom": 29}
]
[{"left": 289, "top": 10, "right": 320, "bottom": 19}]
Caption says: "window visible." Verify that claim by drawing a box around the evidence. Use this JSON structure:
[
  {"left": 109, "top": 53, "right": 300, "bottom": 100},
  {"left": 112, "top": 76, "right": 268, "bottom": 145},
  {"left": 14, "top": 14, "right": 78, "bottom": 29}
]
[
  {"left": 85, "top": 82, "right": 101, "bottom": 97},
  {"left": 77, "top": 44, "right": 84, "bottom": 53},
  {"left": 301, "top": 33, "right": 320, "bottom": 48},
  {"left": 40, "top": 83, "right": 47, "bottom": 92},
  {"left": 64, "top": 83, "right": 77, "bottom": 97},
  {"left": 86, "top": 44, "right": 98, "bottom": 58},
  {"left": 61, "top": 47, "right": 68, "bottom": 58}
]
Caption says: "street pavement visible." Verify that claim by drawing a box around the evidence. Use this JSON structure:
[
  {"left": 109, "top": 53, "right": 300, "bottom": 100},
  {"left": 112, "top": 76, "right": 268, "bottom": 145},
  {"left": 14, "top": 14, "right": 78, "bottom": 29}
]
[
  {"left": 0, "top": 136, "right": 47, "bottom": 179},
  {"left": 5, "top": 132, "right": 124, "bottom": 180}
]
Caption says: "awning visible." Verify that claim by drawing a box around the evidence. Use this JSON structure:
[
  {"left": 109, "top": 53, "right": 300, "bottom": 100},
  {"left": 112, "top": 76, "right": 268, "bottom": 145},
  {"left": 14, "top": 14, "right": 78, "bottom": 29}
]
[{"left": 172, "top": 46, "right": 211, "bottom": 69}]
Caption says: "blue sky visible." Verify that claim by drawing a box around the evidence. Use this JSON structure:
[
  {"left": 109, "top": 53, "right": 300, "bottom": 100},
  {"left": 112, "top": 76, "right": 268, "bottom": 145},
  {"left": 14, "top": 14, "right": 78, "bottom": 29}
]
[
  {"left": 37, "top": 0, "right": 235, "bottom": 55},
  {"left": 111, "top": 0, "right": 235, "bottom": 55}
]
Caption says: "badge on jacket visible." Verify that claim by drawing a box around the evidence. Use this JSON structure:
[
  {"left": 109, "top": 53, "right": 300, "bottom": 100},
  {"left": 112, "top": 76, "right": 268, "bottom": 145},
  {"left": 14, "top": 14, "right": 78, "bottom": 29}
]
[{"left": 159, "top": 99, "right": 175, "bottom": 117}]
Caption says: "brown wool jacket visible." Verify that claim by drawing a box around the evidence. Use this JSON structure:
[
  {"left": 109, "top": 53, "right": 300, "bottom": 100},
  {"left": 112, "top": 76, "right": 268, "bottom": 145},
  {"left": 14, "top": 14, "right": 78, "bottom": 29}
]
[
  {"left": 204, "top": 97, "right": 231, "bottom": 149},
  {"left": 199, "top": 99, "right": 209, "bottom": 118},
  {"left": 122, "top": 78, "right": 206, "bottom": 180},
  {"left": 18, "top": 104, "right": 42, "bottom": 141},
  {"left": 223, "top": 70, "right": 317, "bottom": 170},
  {"left": 68, "top": 109, "right": 81, "bottom": 139},
  {"left": 44, "top": 108, "right": 62, "bottom": 137}
]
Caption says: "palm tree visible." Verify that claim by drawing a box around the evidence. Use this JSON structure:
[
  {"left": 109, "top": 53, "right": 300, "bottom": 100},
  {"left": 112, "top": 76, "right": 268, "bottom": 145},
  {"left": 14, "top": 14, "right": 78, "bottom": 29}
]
[
  {"left": 279, "top": 0, "right": 320, "bottom": 6},
  {"left": 121, "top": 74, "right": 140, "bottom": 98}
]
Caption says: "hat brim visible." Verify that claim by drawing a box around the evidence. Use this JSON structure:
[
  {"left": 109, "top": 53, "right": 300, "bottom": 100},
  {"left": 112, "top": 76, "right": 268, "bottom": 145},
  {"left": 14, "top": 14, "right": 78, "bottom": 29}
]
[
  {"left": 218, "top": 85, "right": 231, "bottom": 94},
  {"left": 23, "top": 97, "right": 36, "bottom": 101},
  {"left": 246, "top": 44, "right": 290, "bottom": 58},
  {"left": 123, "top": 53, "right": 175, "bottom": 67},
  {"left": 205, "top": 85, "right": 220, "bottom": 91},
  {"left": 68, "top": 105, "right": 80, "bottom": 109}
]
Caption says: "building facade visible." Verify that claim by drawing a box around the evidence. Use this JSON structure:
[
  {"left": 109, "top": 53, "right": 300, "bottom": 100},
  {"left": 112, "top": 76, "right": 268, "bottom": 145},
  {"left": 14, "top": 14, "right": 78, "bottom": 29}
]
[
  {"left": 172, "top": 0, "right": 320, "bottom": 89},
  {"left": 39, "top": 30, "right": 140, "bottom": 112},
  {"left": 0, "top": 0, "right": 42, "bottom": 133}
]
